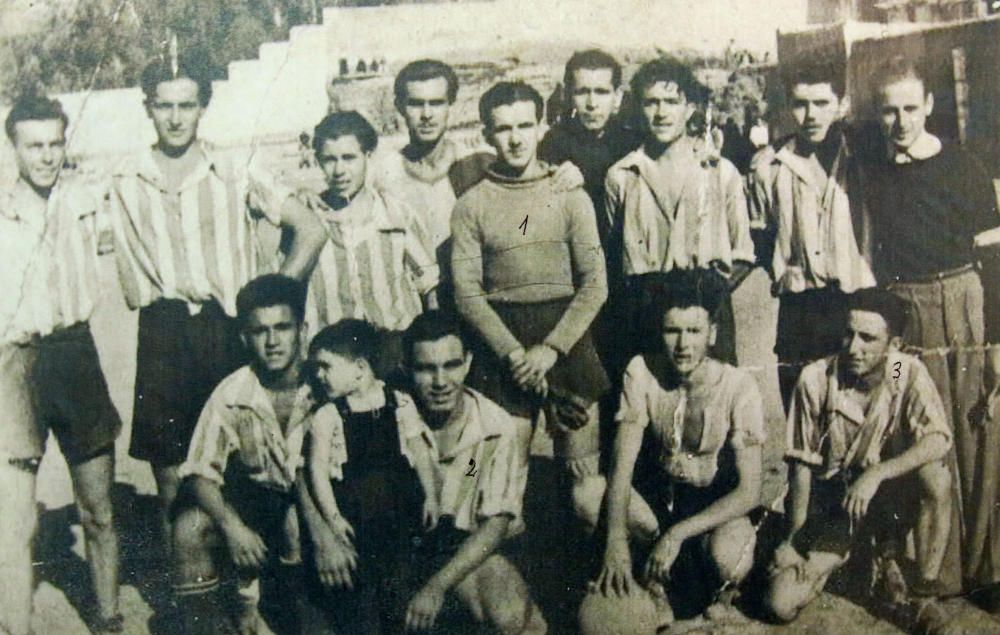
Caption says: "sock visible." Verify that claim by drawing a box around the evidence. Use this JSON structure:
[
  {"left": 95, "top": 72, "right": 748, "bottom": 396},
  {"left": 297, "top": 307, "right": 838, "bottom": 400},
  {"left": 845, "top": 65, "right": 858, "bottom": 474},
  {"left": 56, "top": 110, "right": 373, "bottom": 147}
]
[{"left": 174, "top": 577, "right": 223, "bottom": 635}]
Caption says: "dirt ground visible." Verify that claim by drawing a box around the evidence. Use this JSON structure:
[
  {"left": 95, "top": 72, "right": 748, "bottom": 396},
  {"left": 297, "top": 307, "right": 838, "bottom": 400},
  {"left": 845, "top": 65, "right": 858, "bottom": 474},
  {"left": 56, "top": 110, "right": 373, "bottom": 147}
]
[{"left": 27, "top": 262, "right": 1000, "bottom": 634}]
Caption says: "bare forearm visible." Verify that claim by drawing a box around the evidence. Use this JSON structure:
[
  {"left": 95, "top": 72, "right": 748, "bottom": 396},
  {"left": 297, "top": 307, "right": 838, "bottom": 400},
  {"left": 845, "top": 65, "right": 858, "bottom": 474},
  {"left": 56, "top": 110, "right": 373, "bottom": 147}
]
[
  {"left": 278, "top": 203, "right": 325, "bottom": 281},
  {"left": 605, "top": 426, "right": 643, "bottom": 545},
  {"left": 786, "top": 462, "right": 812, "bottom": 538},
  {"left": 190, "top": 477, "right": 243, "bottom": 532},
  {"left": 871, "top": 433, "right": 950, "bottom": 483},
  {"left": 296, "top": 473, "right": 331, "bottom": 538},
  {"left": 425, "top": 516, "right": 508, "bottom": 592}
]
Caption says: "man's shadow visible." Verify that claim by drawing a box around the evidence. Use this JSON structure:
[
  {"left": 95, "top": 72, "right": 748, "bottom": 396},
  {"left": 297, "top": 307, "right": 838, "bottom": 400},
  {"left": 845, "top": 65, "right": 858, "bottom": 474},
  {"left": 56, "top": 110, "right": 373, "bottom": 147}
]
[{"left": 35, "top": 483, "right": 179, "bottom": 634}]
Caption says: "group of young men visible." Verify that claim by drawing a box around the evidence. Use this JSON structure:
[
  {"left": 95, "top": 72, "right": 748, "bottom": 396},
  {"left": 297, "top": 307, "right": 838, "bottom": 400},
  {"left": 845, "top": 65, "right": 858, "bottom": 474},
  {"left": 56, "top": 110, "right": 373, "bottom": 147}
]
[{"left": 2, "top": 40, "right": 999, "bottom": 635}]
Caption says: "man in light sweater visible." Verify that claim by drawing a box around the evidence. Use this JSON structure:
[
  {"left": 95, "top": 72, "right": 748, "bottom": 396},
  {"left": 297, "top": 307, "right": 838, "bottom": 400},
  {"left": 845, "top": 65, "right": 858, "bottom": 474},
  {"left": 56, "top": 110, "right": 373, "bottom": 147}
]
[{"left": 451, "top": 80, "right": 609, "bottom": 521}]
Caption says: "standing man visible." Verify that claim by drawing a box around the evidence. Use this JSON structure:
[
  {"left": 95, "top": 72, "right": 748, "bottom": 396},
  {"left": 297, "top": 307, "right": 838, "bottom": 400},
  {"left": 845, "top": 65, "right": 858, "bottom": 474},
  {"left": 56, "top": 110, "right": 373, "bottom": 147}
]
[
  {"left": 539, "top": 49, "right": 642, "bottom": 377},
  {"left": 451, "top": 81, "right": 609, "bottom": 517},
  {"left": 372, "top": 59, "right": 493, "bottom": 251},
  {"left": 107, "top": 53, "right": 326, "bottom": 555},
  {"left": 766, "top": 288, "right": 953, "bottom": 622},
  {"left": 748, "top": 61, "right": 876, "bottom": 409},
  {"left": 300, "top": 110, "right": 439, "bottom": 372},
  {"left": 864, "top": 56, "right": 1000, "bottom": 591},
  {"left": 172, "top": 275, "right": 313, "bottom": 635},
  {"left": 604, "top": 57, "right": 754, "bottom": 364},
  {"left": 399, "top": 310, "right": 547, "bottom": 634},
  {"left": 1, "top": 95, "right": 123, "bottom": 634}
]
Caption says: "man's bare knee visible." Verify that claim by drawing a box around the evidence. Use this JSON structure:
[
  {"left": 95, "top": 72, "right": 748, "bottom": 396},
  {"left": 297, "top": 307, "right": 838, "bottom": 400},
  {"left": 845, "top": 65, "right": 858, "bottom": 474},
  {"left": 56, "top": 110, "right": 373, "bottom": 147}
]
[
  {"left": 172, "top": 509, "right": 215, "bottom": 562},
  {"left": 77, "top": 498, "right": 114, "bottom": 540},
  {"left": 475, "top": 556, "right": 537, "bottom": 634},
  {"left": 709, "top": 517, "right": 756, "bottom": 583},
  {"left": 765, "top": 570, "right": 805, "bottom": 624}
]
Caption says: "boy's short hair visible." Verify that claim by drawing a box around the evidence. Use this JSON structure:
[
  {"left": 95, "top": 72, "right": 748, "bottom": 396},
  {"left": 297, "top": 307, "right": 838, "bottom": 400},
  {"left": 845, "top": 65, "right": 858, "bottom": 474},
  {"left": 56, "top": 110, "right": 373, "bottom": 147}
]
[
  {"left": 5, "top": 94, "right": 68, "bottom": 142},
  {"left": 645, "top": 268, "right": 730, "bottom": 325},
  {"left": 309, "top": 319, "right": 382, "bottom": 365},
  {"left": 563, "top": 49, "right": 622, "bottom": 90},
  {"left": 847, "top": 288, "right": 910, "bottom": 337},
  {"left": 630, "top": 57, "right": 707, "bottom": 105},
  {"left": 479, "top": 81, "right": 544, "bottom": 128},
  {"left": 872, "top": 55, "right": 927, "bottom": 94},
  {"left": 782, "top": 59, "right": 846, "bottom": 99},
  {"left": 394, "top": 59, "right": 460, "bottom": 107},
  {"left": 140, "top": 51, "right": 214, "bottom": 107},
  {"left": 312, "top": 111, "right": 378, "bottom": 154},
  {"left": 402, "top": 310, "right": 466, "bottom": 364},
  {"left": 235, "top": 274, "right": 307, "bottom": 326}
]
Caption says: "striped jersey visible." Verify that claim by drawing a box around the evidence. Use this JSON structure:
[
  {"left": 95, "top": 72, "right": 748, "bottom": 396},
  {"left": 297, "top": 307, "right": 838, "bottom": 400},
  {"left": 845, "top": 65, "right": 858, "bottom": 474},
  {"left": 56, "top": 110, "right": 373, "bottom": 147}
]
[
  {"left": 107, "top": 143, "right": 289, "bottom": 317},
  {"left": 301, "top": 186, "right": 438, "bottom": 332},
  {"left": 0, "top": 178, "right": 55, "bottom": 345}
]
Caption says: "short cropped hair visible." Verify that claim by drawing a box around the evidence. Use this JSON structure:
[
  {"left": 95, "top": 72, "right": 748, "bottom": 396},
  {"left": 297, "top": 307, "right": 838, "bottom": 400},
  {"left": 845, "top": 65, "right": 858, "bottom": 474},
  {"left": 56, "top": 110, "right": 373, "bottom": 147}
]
[
  {"left": 394, "top": 59, "right": 460, "bottom": 107},
  {"left": 140, "top": 51, "right": 214, "bottom": 107},
  {"left": 5, "top": 94, "right": 68, "bottom": 142},
  {"left": 873, "top": 55, "right": 927, "bottom": 94},
  {"left": 645, "top": 268, "right": 730, "bottom": 325},
  {"left": 402, "top": 310, "right": 467, "bottom": 364},
  {"left": 312, "top": 111, "right": 378, "bottom": 154},
  {"left": 847, "top": 288, "right": 910, "bottom": 337},
  {"left": 309, "top": 319, "right": 382, "bottom": 365},
  {"left": 630, "top": 57, "right": 707, "bottom": 104},
  {"left": 235, "top": 274, "right": 306, "bottom": 326},
  {"left": 783, "top": 59, "right": 846, "bottom": 99},
  {"left": 564, "top": 49, "right": 622, "bottom": 90},
  {"left": 479, "top": 81, "right": 544, "bottom": 128}
]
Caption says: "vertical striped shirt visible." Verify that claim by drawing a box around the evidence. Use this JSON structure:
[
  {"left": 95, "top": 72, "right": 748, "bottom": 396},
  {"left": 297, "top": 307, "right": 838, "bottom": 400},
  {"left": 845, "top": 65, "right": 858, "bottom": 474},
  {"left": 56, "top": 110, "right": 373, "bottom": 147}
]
[
  {"left": 179, "top": 365, "right": 315, "bottom": 492},
  {"left": 107, "top": 143, "right": 290, "bottom": 317},
  {"left": 419, "top": 388, "right": 526, "bottom": 532},
  {"left": 604, "top": 140, "right": 755, "bottom": 277},
  {"left": 302, "top": 186, "right": 438, "bottom": 332}
]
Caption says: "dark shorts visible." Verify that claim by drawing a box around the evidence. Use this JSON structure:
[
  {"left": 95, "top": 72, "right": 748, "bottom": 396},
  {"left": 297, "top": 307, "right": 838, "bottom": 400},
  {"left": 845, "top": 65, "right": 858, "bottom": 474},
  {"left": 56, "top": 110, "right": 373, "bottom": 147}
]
[
  {"left": 467, "top": 298, "right": 610, "bottom": 418},
  {"left": 793, "top": 475, "right": 917, "bottom": 559},
  {"left": 34, "top": 323, "right": 122, "bottom": 465},
  {"left": 131, "top": 299, "right": 245, "bottom": 467}
]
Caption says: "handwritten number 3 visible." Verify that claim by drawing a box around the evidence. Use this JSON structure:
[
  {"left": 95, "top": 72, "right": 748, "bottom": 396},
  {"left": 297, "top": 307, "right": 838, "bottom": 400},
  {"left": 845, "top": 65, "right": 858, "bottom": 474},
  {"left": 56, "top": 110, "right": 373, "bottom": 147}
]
[
  {"left": 466, "top": 458, "right": 477, "bottom": 477},
  {"left": 519, "top": 215, "right": 528, "bottom": 236},
  {"left": 893, "top": 361, "right": 901, "bottom": 380}
]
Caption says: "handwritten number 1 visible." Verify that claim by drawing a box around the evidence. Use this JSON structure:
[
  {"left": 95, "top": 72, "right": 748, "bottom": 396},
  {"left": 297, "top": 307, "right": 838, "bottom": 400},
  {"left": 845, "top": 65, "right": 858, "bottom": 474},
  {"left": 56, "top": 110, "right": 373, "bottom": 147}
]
[
  {"left": 466, "top": 458, "right": 477, "bottom": 477},
  {"left": 519, "top": 215, "right": 528, "bottom": 236}
]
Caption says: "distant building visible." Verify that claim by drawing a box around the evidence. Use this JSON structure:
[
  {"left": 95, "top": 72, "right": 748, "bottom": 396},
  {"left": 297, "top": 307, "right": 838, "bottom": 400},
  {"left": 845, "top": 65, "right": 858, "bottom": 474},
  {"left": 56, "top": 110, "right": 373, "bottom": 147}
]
[{"left": 807, "top": 0, "right": 987, "bottom": 23}]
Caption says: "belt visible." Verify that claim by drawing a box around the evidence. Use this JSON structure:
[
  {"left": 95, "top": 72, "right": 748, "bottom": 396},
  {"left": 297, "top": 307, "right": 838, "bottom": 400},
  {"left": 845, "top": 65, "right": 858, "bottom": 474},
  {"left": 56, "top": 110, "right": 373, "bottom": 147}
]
[{"left": 890, "top": 263, "right": 975, "bottom": 285}]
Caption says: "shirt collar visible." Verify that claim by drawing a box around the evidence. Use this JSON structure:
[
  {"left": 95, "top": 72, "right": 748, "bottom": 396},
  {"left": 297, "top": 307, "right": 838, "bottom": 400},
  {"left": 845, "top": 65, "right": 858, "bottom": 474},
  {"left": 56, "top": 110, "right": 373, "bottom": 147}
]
[
  {"left": 828, "top": 352, "right": 903, "bottom": 424},
  {"left": 888, "top": 131, "right": 941, "bottom": 164},
  {"left": 125, "top": 140, "right": 220, "bottom": 190},
  {"left": 438, "top": 390, "right": 492, "bottom": 461},
  {"left": 225, "top": 365, "right": 313, "bottom": 426},
  {"left": 0, "top": 177, "right": 50, "bottom": 225}
]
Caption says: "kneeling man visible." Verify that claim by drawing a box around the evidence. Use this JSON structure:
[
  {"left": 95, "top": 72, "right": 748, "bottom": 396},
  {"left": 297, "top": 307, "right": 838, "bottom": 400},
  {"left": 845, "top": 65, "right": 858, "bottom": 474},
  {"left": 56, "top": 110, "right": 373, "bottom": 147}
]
[
  {"left": 171, "top": 275, "right": 313, "bottom": 634},
  {"left": 766, "top": 287, "right": 952, "bottom": 622},
  {"left": 401, "top": 310, "right": 547, "bottom": 633},
  {"left": 592, "top": 268, "right": 765, "bottom": 620}
]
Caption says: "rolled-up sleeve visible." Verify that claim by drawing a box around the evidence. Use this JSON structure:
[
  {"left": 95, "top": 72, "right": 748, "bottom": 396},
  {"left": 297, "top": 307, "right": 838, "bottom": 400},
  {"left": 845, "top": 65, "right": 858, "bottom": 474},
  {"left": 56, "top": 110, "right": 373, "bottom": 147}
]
[
  {"left": 721, "top": 161, "right": 755, "bottom": 264},
  {"left": 785, "top": 367, "right": 824, "bottom": 467},
  {"left": 476, "top": 431, "right": 525, "bottom": 524},
  {"left": 244, "top": 158, "right": 294, "bottom": 226},
  {"left": 178, "top": 393, "right": 237, "bottom": 485},
  {"left": 727, "top": 370, "right": 766, "bottom": 450},
  {"left": 615, "top": 356, "right": 651, "bottom": 429}
]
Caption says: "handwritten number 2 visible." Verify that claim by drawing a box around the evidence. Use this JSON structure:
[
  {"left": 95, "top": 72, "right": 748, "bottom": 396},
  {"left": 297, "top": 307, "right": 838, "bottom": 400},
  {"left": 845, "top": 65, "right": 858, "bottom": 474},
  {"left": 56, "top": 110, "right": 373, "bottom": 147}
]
[
  {"left": 519, "top": 215, "right": 528, "bottom": 236},
  {"left": 466, "top": 458, "right": 478, "bottom": 477},
  {"left": 893, "top": 361, "right": 901, "bottom": 380}
]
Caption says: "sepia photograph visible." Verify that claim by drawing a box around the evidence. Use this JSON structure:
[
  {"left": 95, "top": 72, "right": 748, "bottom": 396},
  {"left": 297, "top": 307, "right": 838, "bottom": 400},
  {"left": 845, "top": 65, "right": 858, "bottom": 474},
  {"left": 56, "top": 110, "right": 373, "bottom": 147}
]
[{"left": 2, "top": 0, "right": 1000, "bottom": 632}]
